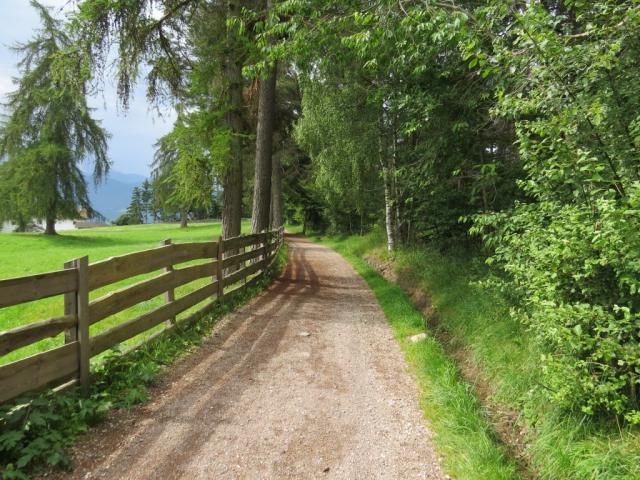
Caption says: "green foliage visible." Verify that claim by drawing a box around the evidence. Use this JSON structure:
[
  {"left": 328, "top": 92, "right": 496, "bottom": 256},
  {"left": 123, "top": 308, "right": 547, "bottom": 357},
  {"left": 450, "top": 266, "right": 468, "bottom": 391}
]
[
  {"left": 112, "top": 213, "right": 133, "bottom": 226},
  {"left": 151, "top": 112, "right": 229, "bottom": 224},
  {"left": 140, "top": 180, "right": 155, "bottom": 223},
  {"left": 73, "top": 0, "right": 199, "bottom": 107},
  {"left": 0, "top": 390, "right": 110, "bottom": 476},
  {"left": 279, "top": 0, "right": 640, "bottom": 424},
  {"left": 278, "top": 0, "right": 520, "bottom": 243},
  {"left": 469, "top": 0, "right": 640, "bottom": 422},
  {"left": 126, "top": 186, "right": 145, "bottom": 225},
  {"left": 0, "top": 1, "right": 110, "bottom": 232},
  {"left": 473, "top": 197, "right": 640, "bottom": 422},
  {"left": 294, "top": 78, "right": 381, "bottom": 233}
]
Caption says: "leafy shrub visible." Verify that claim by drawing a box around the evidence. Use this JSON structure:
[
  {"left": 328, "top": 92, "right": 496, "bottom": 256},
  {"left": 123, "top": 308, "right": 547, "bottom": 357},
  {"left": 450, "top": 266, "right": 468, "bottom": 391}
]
[
  {"left": 473, "top": 194, "right": 640, "bottom": 423},
  {"left": 467, "top": 0, "right": 640, "bottom": 426},
  {"left": 0, "top": 337, "right": 193, "bottom": 479},
  {"left": 0, "top": 390, "right": 111, "bottom": 477}
]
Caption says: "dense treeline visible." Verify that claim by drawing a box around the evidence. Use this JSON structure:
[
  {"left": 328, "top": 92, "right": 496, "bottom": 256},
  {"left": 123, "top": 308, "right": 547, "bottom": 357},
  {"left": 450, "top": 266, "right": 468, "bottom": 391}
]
[
  {"left": 0, "top": 0, "right": 638, "bottom": 437},
  {"left": 113, "top": 179, "right": 222, "bottom": 226},
  {"left": 270, "top": 0, "right": 640, "bottom": 425}
]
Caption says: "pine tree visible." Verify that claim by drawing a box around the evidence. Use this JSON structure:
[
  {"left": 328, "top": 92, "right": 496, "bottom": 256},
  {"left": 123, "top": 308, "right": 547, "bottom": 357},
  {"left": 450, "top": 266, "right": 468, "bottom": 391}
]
[
  {"left": 140, "top": 179, "right": 154, "bottom": 223},
  {"left": 125, "top": 187, "right": 144, "bottom": 225}
]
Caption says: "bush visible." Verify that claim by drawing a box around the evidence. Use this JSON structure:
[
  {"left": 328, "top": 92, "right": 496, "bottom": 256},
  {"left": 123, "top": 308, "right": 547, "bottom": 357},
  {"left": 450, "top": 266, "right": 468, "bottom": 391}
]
[{"left": 473, "top": 194, "right": 640, "bottom": 423}]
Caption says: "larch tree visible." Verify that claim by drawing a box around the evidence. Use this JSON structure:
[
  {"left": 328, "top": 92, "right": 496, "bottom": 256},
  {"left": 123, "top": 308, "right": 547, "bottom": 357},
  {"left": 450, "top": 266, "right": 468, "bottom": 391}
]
[
  {"left": 73, "top": 0, "right": 273, "bottom": 240},
  {"left": 0, "top": 0, "right": 110, "bottom": 235},
  {"left": 152, "top": 126, "right": 194, "bottom": 228},
  {"left": 152, "top": 109, "right": 227, "bottom": 228},
  {"left": 126, "top": 186, "right": 144, "bottom": 225}
]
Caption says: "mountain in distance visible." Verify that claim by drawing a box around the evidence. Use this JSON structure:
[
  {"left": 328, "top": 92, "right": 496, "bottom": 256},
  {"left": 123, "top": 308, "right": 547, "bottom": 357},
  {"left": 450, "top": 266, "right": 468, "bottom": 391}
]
[
  {"left": 84, "top": 170, "right": 147, "bottom": 221},
  {"left": 105, "top": 170, "right": 147, "bottom": 186}
]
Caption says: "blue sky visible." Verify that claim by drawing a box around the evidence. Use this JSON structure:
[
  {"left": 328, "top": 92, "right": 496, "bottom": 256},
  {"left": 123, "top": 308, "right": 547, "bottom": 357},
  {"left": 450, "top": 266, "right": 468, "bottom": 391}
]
[{"left": 0, "top": 0, "right": 176, "bottom": 176}]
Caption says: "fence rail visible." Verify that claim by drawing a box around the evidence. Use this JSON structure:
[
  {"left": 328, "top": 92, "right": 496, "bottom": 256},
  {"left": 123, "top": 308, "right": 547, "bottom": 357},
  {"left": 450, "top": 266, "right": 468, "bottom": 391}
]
[{"left": 0, "top": 227, "right": 284, "bottom": 404}]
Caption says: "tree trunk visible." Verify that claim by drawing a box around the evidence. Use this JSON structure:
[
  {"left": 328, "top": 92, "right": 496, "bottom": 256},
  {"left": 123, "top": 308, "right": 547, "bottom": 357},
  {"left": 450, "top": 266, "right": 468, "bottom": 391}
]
[
  {"left": 270, "top": 152, "right": 283, "bottom": 229},
  {"left": 391, "top": 126, "right": 402, "bottom": 244},
  {"left": 251, "top": 60, "right": 278, "bottom": 234},
  {"left": 222, "top": 160, "right": 242, "bottom": 238},
  {"left": 382, "top": 167, "right": 396, "bottom": 252},
  {"left": 15, "top": 217, "right": 27, "bottom": 233},
  {"left": 222, "top": 0, "right": 245, "bottom": 240},
  {"left": 180, "top": 210, "right": 188, "bottom": 228},
  {"left": 44, "top": 217, "right": 56, "bottom": 235},
  {"left": 378, "top": 118, "right": 396, "bottom": 252}
]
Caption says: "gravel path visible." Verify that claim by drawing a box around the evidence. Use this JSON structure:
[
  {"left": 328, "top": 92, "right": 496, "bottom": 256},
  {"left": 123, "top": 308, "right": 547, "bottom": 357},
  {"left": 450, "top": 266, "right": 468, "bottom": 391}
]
[{"left": 60, "top": 235, "right": 445, "bottom": 479}]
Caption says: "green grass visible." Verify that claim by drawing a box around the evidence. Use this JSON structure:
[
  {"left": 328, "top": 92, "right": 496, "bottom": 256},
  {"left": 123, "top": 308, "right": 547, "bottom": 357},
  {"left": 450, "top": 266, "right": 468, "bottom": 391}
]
[
  {"left": 284, "top": 222, "right": 305, "bottom": 235},
  {"left": 0, "top": 222, "right": 250, "bottom": 364},
  {"left": 319, "top": 229, "right": 640, "bottom": 480},
  {"left": 318, "top": 231, "right": 520, "bottom": 480}
]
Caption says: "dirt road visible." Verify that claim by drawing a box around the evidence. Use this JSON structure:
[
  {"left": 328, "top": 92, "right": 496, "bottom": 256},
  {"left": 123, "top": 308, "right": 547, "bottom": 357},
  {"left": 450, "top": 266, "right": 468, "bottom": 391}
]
[{"left": 62, "top": 235, "right": 444, "bottom": 479}]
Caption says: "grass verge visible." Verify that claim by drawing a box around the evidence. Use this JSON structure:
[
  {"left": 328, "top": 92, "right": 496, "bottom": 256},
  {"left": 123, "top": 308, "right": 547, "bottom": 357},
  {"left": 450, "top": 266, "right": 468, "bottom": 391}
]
[
  {"left": 319, "top": 230, "right": 640, "bottom": 480},
  {"left": 0, "top": 245, "right": 287, "bottom": 480},
  {"left": 317, "top": 232, "right": 520, "bottom": 480}
]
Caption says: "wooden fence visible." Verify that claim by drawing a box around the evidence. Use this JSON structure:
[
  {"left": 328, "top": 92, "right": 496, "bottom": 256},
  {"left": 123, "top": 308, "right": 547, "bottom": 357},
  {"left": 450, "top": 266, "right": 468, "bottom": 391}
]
[{"left": 0, "top": 227, "right": 284, "bottom": 404}]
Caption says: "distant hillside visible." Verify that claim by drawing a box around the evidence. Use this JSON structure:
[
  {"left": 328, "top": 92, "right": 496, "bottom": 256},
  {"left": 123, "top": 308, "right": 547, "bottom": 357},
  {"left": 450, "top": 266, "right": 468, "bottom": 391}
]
[{"left": 85, "top": 170, "right": 147, "bottom": 221}]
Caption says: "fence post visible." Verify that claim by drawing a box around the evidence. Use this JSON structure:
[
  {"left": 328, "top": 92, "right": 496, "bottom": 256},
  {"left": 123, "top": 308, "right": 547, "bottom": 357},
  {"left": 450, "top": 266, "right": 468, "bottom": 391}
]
[
  {"left": 161, "top": 239, "right": 176, "bottom": 325},
  {"left": 262, "top": 230, "right": 269, "bottom": 264},
  {"left": 217, "top": 235, "right": 224, "bottom": 304},
  {"left": 63, "top": 259, "right": 77, "bottom": 343},
  {"left": 75, "top": 256, "right": 90, "bottom": 394},
  {"left": 238, "top": 245, "right": 247, "bottom": 287}
]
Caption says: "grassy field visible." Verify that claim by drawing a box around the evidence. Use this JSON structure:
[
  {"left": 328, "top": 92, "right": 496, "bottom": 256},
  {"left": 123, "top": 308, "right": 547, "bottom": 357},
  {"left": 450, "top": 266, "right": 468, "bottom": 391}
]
[
  {"left": 0, "top": 222, "right": 250, "bottom": 365},
  {"left": 319, "top": 229, "right": 640, "bottom": 480}
]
